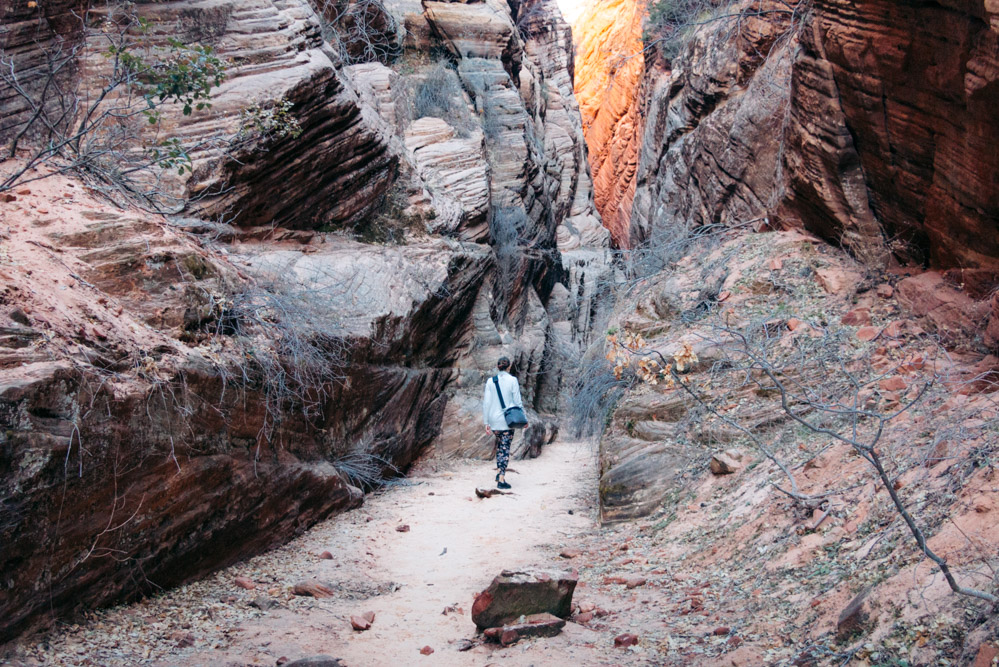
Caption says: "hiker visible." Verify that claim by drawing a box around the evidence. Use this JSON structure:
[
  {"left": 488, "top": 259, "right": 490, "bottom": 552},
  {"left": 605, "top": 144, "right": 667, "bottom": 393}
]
[{"left": 483, "top": 356, "right": 527, "bottom": 489}]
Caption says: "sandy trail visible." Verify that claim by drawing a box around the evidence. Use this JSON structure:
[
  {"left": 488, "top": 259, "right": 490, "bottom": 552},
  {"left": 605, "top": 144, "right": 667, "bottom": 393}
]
[
  {"left": 161, "top": 439, "right": 603, "bottom": 666},
  {"left": 180, "top": 439, "right": 601, "bottom": 666}
]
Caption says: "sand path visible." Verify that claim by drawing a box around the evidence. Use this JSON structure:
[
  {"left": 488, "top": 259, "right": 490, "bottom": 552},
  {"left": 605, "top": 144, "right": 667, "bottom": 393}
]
[{"left": 160, "top": 439, "right": 604, "bottom": 666}]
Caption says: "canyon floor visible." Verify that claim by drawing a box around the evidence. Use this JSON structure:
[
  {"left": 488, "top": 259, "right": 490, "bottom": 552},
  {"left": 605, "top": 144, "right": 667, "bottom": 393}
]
[{"left": 8, "top": 440, "right": 646, "bottom": 667}]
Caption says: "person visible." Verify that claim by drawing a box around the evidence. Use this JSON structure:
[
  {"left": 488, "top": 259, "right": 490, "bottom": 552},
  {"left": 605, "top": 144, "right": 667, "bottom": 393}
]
[{"left": 482, "top": 356, "right": 526, "bottom": 489}]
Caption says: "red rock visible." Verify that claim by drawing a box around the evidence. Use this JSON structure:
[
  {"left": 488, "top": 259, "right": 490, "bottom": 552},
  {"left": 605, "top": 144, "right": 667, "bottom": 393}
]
[
  {"left": 624, "top": 576, "right": 647, "bottom": 589},
  {"left": 578, "top": 602, "right": 596, "bottom": 613},
  {"left": 472, "top": 569, "right": 577, "bottom": 630},
  {"left": 16, "top": 189, "right": 30, "bottom": 195},
  {"left": 882, "top": 321, "right": 903, "bottom": 338},
  {"left": 709, "top": 449, "right": 743, "bottom": 474},
  {"left": 235, "top": 577, "right": 256, "bottom": 590},
  {"left": 348, "top": 611, "right": 376, "bottom": 631},
  {"left": 559, "top": 549, "right": 581, "bottom": 559},
  {"left": 856, "top": 326, "right": 879, "bottom": 341},
  {"left": 395, "top": 524, "right": 410, "bottom": 532},
  {"left": 419, "top": 646, "right": 434, "bottom": 656},
  {"left": 769, "top": 258, "right": 783, "bottom": 270},
  {"left": 2, "top": 194, "right": 16, "bottom": 202},
  {"left": 293, "top": 580, "right": 337, "bottom": 598},
  {"left": 841, "top": 308, "right": 871, "bottom": 326},
  {"left": 815, "top": 268, "right": 861, "bottom": 295},
  {"left": 614, "top": 633, "right": 639, "bottom": 647},
  {"left": 897, "top": 273, "right": 989, "bottom": 346},
  {"left": 718, "top": 290, "right": 731, "bottom": 302},
  {"left": 786, "top": 318, "right": 804, "bottom": 331},
  {"left": 575, "top": 611, "right": 595, "bottom": 623},
  {"left": 879, "top": 376, "right": 907, "bottom": 392},
  {"left": 170, "top": 631, "right": 195, "bottom": 648},
  {"left": 483, "top": 612, "right": 567, "bottom": 645},
  {"left": 972, "top": 642, "right": 999, "bottom": 667},
  {"left": 876, "top": 284, "right": 893, "bottom": 298},
  {"left": 727, "top": 635, "right": 743, "bottom": 648},
  {"left": 319, "top": 551, "right": 333, "bottom": 559},
  {"left": 712, "top": 626, "right": 730, "bottom": 635}
]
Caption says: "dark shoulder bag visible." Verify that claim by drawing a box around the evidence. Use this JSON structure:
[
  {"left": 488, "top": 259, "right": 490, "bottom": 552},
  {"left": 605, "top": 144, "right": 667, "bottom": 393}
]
[{"left": 493, "top": 376, "right": 528, "bottom": 429}]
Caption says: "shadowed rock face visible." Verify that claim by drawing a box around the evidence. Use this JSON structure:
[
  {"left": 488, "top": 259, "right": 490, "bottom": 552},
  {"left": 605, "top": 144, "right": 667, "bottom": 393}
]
[
  {"left": 626, "top": 0, "right": 999, "bottom": 272},
  {"left": 0, "top": 0, "right": 607, "bottom": 641},
  {"left": 796, "top": 0, "right": 999, "bottom": 271}
]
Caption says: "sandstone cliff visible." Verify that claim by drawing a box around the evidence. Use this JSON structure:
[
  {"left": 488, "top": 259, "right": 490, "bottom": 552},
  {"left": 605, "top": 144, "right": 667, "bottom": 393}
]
[
  {"left": 572, "top": 0, "right": 647, "bottom": 247},
  {"left": 584, "top": 0, "right": 999, "bottom": 563},
  {"left": 0, "top": 0, "right": 606, "bottom": 640}
]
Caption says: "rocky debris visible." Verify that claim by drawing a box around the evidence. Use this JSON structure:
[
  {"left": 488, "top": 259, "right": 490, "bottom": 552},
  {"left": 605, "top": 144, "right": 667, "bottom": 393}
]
[
  {"left": 614, "top": 633, "right": 639, "bottom": 648},
  {"left": 471, "top": 569, "right": 577, "bottom": 630},
  {"left": 419, "top": 645, "right": 434, "bottom": 655},
  {"left": 559, "top": 549, "right": 581, "bottom": 559},
  {"left": 395, "top": 524, "right": 410, "bottom": 533},
  {"left": 709, "top": 450, "right": 744, "bottom": 475},
  {"left": 319, "top": 551, "right": 333, "bottom": 560},
  {"left": 292, "top": 581, "right": 337, "bottom": 599},
  {"left": 350, "top": 611, "right": 376, "bottom": 631},
  {"left": 483, "top": 612, "right": 567, "bottom": 646},
  {"left": 284, "top": 657, "right": 345, "bottom": 667},
  {"left": 836, "top": 589, "right": 874, "bottom": 639}
]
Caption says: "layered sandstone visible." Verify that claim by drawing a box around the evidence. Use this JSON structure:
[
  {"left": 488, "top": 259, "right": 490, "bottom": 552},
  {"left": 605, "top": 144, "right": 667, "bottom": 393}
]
[
  {"left": 572, "top": 0, "right": 646, "bottom": 247},
  {"left": 0, "top": 0, "right": 605, "bottom": 640}
]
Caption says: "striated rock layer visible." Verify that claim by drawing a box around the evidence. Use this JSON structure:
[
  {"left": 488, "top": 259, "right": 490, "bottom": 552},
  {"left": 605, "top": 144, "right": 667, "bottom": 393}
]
[
  {"left": 572, "top": 0, "right": 647, "bottom": 248},
  {"left": 0, "top": 0, "right": 607, "bottom": 641},
  {"left": 594, "top": 0, "right": 999, "bottom": 522}
]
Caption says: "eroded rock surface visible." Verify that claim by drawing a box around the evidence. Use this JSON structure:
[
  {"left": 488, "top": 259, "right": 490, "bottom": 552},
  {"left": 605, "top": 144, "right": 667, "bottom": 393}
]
[{"left": 0, "top": 0, "right": 606, "bottom": 641}]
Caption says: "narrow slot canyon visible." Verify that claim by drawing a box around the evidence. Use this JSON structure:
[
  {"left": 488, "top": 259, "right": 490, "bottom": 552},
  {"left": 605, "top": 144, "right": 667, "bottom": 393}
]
[{"left": 2, "top": 0, "right": 999, "bottom": 665}]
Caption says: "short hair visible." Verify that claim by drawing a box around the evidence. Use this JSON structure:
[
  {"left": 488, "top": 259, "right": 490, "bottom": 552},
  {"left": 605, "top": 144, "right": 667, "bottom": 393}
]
[{"left": 497, "top": 356, "right": 511, "bottom": 370}]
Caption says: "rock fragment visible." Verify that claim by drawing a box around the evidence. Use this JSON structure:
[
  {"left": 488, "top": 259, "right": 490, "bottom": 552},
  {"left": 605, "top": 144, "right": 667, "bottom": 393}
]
[
  {"left": 349, "top": 611, "right": 376, "bottom": 631},
  {"left": 709, "top": 449, "right": 743, "bottom": 475},
  {"left": 614, "top": 633, "right": 639, "bottom": 647},
  {"left": 483, "top": 613, "right": 566, "bottom": 645},
  {"left": 234, "top": 577, "right": 256, "bottom": 590},
  {"left": 292, "top": 580, "right": 337, "bottom": 598}
]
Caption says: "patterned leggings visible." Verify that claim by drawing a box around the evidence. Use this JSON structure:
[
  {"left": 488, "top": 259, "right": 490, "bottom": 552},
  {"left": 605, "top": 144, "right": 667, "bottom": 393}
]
[{"left": 494, "top": 430, "right": 513, "bottom": 474}]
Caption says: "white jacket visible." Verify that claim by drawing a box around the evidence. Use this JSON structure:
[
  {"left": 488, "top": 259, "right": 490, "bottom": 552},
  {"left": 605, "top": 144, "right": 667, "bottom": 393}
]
[{"left": 482, "top": 371, "right": 524, "bottom": 430}]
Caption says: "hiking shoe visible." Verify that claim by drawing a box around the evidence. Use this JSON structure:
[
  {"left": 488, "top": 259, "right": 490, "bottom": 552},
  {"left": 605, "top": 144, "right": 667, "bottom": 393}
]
[{"left": 497, "top": 480, "right": 512, "bottom": 490}]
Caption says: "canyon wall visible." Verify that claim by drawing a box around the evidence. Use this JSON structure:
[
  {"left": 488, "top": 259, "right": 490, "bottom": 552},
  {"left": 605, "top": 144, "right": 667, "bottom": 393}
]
[
  {"left": 592, "top": 0, "right": 999, "bottom": 520},
  {"left": 572, "top": 0, "right": 648, "bottom": 247},
  {"left": 0, "top": 0, "right": 607, "bottom": 640}
]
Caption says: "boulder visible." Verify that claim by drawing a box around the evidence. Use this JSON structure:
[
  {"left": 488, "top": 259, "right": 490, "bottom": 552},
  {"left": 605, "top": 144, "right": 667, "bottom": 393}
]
[{"left": 471, "top": 569, "right": 577, "bottom": 630}]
